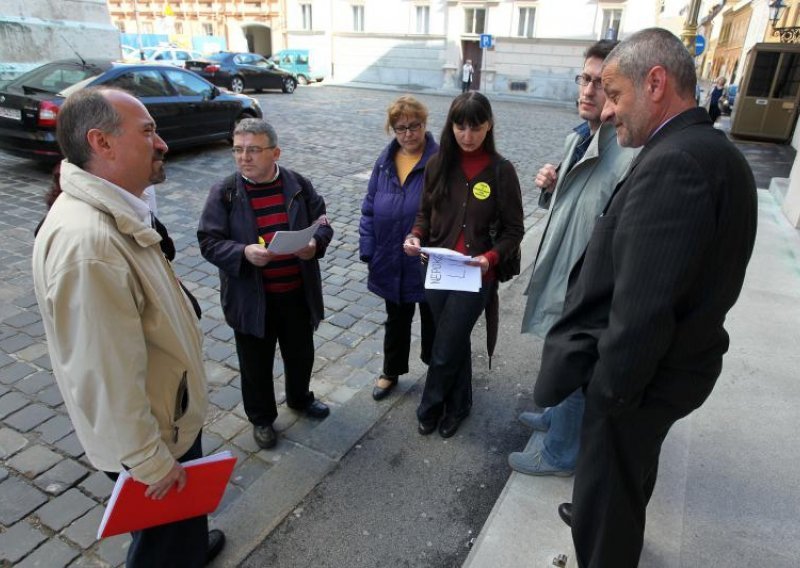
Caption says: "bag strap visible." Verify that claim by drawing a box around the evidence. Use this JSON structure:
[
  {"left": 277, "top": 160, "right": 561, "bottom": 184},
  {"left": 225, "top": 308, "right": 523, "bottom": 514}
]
[{"left": 221, "top": 174, "right": 238, "bottom": 212}]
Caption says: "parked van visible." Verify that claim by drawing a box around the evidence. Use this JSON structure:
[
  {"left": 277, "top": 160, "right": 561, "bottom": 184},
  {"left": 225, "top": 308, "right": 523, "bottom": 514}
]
[{"left": 271, "top": 49, "right": 324, "bottom": 84}]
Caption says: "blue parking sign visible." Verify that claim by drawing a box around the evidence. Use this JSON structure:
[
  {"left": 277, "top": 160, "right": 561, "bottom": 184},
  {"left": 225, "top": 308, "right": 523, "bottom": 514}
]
[{"left": 480, "top": 34, "right": 492, "bottom": 49}]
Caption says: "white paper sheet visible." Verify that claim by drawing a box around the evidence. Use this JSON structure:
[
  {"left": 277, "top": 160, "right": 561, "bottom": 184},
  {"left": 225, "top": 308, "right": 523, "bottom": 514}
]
[
  {"left": 266, "top": 222, "right": 320, "bottom": 254},
  {"left": 420, "top": 247, "right": 482, "bottom": 292}
]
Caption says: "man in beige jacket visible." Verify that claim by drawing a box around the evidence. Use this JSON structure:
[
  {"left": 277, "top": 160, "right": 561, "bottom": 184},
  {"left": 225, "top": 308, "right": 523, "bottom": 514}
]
[{"left": 32, "top": 87, "right": 224, "bottom": 567}]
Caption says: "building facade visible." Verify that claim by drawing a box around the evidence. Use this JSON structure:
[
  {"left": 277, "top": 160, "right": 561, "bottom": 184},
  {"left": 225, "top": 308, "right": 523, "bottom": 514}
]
[
  {"left": 281, "top": 0, "right": 664, "bottom": 101},
  {"left": 107, "top": 0, "right": 284, "bottom": 55},
  {"left": 0, "top": 0, "right": 119, "bottom": 79}
]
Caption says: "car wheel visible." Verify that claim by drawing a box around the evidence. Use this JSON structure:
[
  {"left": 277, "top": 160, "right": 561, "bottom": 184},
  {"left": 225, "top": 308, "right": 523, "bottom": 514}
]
[
  {"left": 297, "top": 75, "right": 309, "bottom": 86},
  {"left": 282, "top": 77, "right": 296, "bottom": 94},
  {"left": 230, "top": 76, "right": 245, "bottom": 94}
]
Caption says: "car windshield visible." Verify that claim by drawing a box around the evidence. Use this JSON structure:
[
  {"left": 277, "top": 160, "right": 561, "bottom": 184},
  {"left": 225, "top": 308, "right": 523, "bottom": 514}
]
[
  {"left": 3, "top": 62, "right": 107, "bottom": 94},
  {"left": 207, "top": 53, "right": 229, "bottom": 63}
]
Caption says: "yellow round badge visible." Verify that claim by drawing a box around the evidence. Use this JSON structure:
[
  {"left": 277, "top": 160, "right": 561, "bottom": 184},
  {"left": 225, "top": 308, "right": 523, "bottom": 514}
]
[{"left": 473, "top": 182, "right": 491, "bottom": 200}]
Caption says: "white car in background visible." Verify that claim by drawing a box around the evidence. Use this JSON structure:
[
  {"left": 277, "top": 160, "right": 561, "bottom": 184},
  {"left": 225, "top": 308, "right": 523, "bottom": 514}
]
[
  {"left": 138, "top": 47, "right": 204, "bottom": 67},
  {"left": 121, "top": 45, "right": 139, "bottom": 62}
]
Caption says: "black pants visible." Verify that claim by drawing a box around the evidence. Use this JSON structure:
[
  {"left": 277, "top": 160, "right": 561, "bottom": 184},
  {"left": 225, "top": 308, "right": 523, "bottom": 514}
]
[
  {"left": 461, "top": 80, "right": 471, "bottom": 93},
  {"left": 571, "top": 395, "right": 692, "bottom": 567},
  {"left": 417, "top": 285, "right": 490, "bottom": 423},
  {"left": 235, "top": 288, "right": 315, "bottom": 426},
  {"left": 383, "top": 299, "right": 434, "bottom": 376},
  {"left": 105, "top": 434, "right": 207, "bottom": 568}
]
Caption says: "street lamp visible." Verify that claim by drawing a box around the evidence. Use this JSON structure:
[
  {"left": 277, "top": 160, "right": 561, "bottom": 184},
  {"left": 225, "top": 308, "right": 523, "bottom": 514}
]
[{"left": 769, "top": 0, "right": 800, "bottom": 43}]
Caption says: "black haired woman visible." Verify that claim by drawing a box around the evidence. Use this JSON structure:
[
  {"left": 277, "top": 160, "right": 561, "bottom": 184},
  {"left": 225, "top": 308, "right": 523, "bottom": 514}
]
[{"left": 404, "top": 92, "right": 524, "bottom": 438}]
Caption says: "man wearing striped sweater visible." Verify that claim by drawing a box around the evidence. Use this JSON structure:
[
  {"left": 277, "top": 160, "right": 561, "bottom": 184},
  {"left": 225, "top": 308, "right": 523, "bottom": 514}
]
[{"left": 199, "top": 119, "right": 334, "bottom": 450}]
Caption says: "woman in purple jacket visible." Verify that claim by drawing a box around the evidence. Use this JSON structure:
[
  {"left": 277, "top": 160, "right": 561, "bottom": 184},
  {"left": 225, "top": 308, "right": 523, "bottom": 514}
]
[{"left": 359, "top": 95, "right": 438, "bottom": 401}]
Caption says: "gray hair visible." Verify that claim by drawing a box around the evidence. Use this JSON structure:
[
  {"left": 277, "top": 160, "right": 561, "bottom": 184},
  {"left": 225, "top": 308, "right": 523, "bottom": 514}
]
[
  {"left": 233, "top": 118, "right": 278, "bottom": 147},
  {"left": 56, "top": 87, "right": 124, "bottom": 168},
  {"left": 605, "top": 28, "right": 696, "bottom": 99}
]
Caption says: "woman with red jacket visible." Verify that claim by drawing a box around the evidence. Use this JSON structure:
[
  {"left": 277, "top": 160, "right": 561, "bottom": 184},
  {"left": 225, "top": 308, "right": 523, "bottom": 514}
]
[{"left": 404, "top": 92, "right": 524, "bottom": 438}]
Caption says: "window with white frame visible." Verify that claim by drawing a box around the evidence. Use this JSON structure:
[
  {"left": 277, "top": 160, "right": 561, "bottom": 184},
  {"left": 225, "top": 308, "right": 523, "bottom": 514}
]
[
  {"left": 416, "top": 5, "right": 430, "bottom": 34},
  {"left": 517, "top": 7, "right": 535, "bottom": 38},
  {"left": 352, "top": 4, "right": 364, "bottom": 32},
  {"left": 174, "top": 21, "right": 184, "bottom": 35},
  {"left": 301, "top": 3, "right": 313, "bottom": 30},
  {"left": 464, "top": 7, "right": 486, "bottom": 34},
  {"left": 202, "top": 22, "right": 214, "bottom": 36},
  {"left": 601, "top": 8, "right": 622, "bottom": 40}
]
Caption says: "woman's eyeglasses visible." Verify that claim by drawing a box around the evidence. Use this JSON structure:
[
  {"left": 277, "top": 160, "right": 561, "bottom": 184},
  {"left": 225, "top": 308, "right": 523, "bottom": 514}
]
[{"left": 393, "top": 123, "right": 423, "bottom": 134}]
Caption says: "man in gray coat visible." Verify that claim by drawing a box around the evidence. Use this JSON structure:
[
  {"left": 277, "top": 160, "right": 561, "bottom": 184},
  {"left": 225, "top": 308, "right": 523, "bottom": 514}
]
[{"left": 510, "top": 40, "right": 638, "bottom": 476}]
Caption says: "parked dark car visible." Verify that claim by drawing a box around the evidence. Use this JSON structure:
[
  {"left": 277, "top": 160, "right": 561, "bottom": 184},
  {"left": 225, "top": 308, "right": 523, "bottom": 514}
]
[
  {"left": 0, "top": 59, "right": 263, "bottom": 162},
  {"left": 185, "top": 52, "right": 297, "bottom": 94}
]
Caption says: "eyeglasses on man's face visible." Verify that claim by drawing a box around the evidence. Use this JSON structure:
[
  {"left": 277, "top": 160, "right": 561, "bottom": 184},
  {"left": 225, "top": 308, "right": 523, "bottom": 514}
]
[
  {"left": 575, "top": 74, "right": 603, "bottom": 90},
  {"left": 393, "top": 122, "right": 423, "bottom": 135},
  {"left": 231, "top": 145, "right": 276, "bottom": 156}
]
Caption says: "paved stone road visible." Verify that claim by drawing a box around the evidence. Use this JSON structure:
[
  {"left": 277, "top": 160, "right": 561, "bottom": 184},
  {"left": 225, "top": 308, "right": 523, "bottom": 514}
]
[{"left": 0, "top": 85, "right": 576, "bottom": 567}]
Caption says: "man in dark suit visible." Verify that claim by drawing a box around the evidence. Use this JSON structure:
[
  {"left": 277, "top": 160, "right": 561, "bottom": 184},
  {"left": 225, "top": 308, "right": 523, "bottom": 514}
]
[{"left": 534, "top": 28, "right": 758, "bottom": 567}]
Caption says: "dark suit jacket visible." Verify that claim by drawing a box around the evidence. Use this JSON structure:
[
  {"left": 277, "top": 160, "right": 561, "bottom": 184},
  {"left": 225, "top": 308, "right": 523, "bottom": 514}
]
[{"left": 534, "top": 107, "right": 757, "bottom": 416}]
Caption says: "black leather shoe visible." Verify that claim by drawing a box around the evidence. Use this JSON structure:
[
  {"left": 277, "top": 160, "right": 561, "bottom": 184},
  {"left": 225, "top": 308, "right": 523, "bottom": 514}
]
[
  {"left": 206, "top": 529, "right": 226, "bottom": 564},
  {"left": 253, "top": 424, "right": 277, "bottom": 449},
  {"left": 438, "top": 415, "right": 464, "bottom": 439},
  {"left": 304, "top": 399, "right": 330, "bottom": 419},
  {"left": 418, "top": 419, "right": 437, "bottom": 435},
  {"left": 558, "top": 502, "right": 572, "bottom": 527},
  {"left": 372, "top": 375, "right": 398, "bottom": 401}
]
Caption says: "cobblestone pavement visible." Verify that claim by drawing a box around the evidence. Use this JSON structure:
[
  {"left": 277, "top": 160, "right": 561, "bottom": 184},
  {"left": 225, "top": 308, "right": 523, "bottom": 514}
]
[{"left": 0, "top": 85, "right": 576, "bottom": 567}]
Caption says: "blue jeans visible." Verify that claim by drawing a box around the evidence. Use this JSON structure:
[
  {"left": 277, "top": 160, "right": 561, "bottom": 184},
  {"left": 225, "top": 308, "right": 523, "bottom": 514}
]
[
  {"left": 541, "top": 388, "right": 585, "bottom": 470},
  {"left": 417, "top": 285, "right": 491, "bottom": 423}
]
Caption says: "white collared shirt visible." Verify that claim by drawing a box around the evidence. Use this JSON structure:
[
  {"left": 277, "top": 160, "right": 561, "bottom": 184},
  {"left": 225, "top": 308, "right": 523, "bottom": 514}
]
[{"left": 106, "top": 182, "right": 152, "bottom": 225}]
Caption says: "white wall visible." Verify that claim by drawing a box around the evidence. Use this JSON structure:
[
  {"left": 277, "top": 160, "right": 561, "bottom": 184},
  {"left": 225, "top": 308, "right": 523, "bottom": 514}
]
[
  {"left": 0, "top": 0, "right": 119, "bottom": 79},
  {"left": 282, "top": 0, "right": 665, "bottom": 101}
]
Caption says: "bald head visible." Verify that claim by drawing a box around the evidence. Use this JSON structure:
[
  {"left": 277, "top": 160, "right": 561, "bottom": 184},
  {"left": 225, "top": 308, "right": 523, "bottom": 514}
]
[
  {"left": 57, "top": 87, "right": 124, "bottom": 168},
  {"left": 57, "top": 87, "right": 168, "bottom": 195}
]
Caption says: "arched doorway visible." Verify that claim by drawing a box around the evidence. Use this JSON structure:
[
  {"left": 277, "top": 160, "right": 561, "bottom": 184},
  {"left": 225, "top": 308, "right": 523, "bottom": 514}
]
[{"left": 242, "top": 24, "right": 272, "bottom": 57}]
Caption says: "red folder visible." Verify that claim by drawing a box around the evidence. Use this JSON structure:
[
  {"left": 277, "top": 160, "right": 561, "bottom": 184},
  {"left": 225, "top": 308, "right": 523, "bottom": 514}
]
[{"left": 97, "top": 451, "right": 237, "bottom": 539}]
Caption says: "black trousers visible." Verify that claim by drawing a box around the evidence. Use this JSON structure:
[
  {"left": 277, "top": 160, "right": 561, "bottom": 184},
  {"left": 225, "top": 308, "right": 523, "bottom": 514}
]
[
  {"left": 417, "top": 285, "right": 490, "bottom": 423},
  {"left": 234, "top": 288, "right": 315, "bottom": 426},
  {"left": 383, "top": 299, "right": 434, "bottom": 377},
  {"left": 571, "top": 394, "right": 692, "bottom": 567},
  {"left": 105, "top": 434, "right": 207, "bottom": 568}
]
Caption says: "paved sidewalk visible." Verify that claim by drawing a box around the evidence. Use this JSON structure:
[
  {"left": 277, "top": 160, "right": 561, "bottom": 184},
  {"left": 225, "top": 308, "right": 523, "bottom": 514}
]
[
  {"left": 0, "top": 86, "right": 571, "bottom": 567},
  {"left": 464, "top": 136, "right": 800, "bottom": 567}
]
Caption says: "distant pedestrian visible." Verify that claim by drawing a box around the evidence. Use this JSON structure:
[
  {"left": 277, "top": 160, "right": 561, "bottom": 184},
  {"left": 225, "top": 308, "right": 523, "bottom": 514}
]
[
  {"left": 534, "top": 28, "right": 757, "bottom": 566},
  {"left": 706, "top": 76, "right": 726, "bottom": 123},
  {"left": 404, "top": 92, "right": 524, "bottom": 439},
  {"left": 510, "top": 39, "right": 638, "bottom": 477},
  {"left": 359, "top": 95, "right": 437, "bottom": 401},
  {"left": 461, "top": 59, "right": 474, "bottom": 92},
  {"left": 198, "top": 118, "right": 333, "bottom": 451},
  {"left": 33, "top": 87, "right": 225, "bottom": 567}
]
